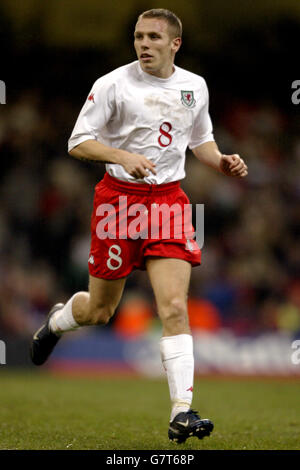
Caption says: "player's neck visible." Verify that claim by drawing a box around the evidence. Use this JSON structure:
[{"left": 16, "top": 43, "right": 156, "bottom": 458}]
[{"left": 146, "top": 64, "right": 175, "bottom": 79}]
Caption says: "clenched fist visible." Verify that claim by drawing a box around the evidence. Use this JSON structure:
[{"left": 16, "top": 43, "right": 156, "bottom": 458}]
[
  {"left": 220, "top": 154, "right": 248, "bottom": 178},
  {"left": 120, "top": 151, "right": 157, "bottom": 179}
]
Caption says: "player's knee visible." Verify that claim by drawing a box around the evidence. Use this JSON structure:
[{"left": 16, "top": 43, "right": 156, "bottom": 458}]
[
  {"left": 88, "top": 304, "right": 115, "bottom": 326},
  {"left": 161, "top": 298, "right": 188, "bottom": 328}
]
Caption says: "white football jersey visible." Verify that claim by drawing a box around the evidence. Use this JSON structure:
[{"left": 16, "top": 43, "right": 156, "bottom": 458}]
[{"left": 68, "top": 61, "right": 214, "bottom": 184}]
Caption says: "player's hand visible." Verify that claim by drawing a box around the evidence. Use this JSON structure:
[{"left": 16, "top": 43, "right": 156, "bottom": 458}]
[
  {"left": 220, "top": 154, "right": 248, "bottom": 178},
  {"left": 120, "top": 152, "right": 157, "bottom": 179}
]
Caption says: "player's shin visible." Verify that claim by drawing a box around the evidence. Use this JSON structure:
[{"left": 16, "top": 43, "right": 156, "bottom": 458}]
[
  {"left": 49, "top": 293, "right": 81, "bottom": 334},
  {"left": 160, "top": 334, "right": 194, "bottom": 421}
]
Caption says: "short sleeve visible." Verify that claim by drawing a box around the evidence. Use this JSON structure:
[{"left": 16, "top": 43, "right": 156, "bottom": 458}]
[
  {"left": 68, "top": 77, "right": 115, "bottom": 152},
  {"left": 188, "top": 80, "right": 214, "bottom": 150}
]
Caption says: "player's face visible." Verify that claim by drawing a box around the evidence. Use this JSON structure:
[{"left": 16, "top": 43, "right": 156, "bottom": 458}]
[{"left": 134, "top": 18, "right": 181, "bottom": 78}]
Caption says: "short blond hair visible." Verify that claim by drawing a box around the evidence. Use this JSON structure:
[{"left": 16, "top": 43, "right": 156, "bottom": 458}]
[{"left": 138, "top": 8, "right": 182, "bottom": 38}]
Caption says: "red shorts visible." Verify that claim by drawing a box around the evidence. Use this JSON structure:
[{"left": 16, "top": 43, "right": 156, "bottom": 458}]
[{"left": 89, "top": 173, "right": 201, "bottom": 279}]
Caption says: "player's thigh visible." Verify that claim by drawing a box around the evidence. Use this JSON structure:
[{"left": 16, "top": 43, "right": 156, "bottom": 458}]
[
  {"left": 146, "top": 257, "right": 191, "bottom": 312},
  {"left": 88, "top": 274, "right": 127, "bottom": 314}
]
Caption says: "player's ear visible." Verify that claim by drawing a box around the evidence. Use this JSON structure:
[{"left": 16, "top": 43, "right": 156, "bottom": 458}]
[{"left": 172, "top": 37, "right": 182, "bottom": 53}]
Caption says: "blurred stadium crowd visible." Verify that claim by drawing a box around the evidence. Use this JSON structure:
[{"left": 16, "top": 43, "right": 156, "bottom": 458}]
[{"left": 1, "top": 88, "right": 299, "bottom": 341}]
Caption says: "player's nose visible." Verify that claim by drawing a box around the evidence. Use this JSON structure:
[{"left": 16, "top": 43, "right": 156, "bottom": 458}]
[{"left": 141, "top": 38, "right": 150, "bottom": 48}]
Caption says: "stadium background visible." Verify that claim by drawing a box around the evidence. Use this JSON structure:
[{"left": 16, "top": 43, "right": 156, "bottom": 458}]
[{"left": 0, "top": 0, "right": 299, "bottom": 376}]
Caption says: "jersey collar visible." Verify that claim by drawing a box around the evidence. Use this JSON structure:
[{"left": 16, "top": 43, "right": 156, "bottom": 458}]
[{"left": 136, "top": 61, "right": 178, "bottom": 87}]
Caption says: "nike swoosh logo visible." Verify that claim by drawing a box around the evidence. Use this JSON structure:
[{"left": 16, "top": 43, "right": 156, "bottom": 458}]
[
  {"left": 177, "top": 419, "right": 189, "bottom": 427},
  {"left": 33, "top": 325, "right": 45, "bottom": 341}
]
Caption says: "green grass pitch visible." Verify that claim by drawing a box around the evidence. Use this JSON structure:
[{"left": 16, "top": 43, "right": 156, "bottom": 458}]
[{"left": 0, "top": 370, "right": 299, "bottom": 450}]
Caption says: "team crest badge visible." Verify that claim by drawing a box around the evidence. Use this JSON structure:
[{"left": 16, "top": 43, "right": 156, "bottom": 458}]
[{"left": 181, "top": 90, "right": 196, "bottom": 108}]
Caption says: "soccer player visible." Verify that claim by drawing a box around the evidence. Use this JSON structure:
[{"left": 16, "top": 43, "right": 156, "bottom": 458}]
[{"left": 30, "top": 8, "right": 248, "bottom": 443}]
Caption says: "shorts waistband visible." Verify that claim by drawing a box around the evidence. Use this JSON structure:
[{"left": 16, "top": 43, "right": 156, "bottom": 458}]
[{"left": 102, "top": 172, "right": 180, "bottom": 195}]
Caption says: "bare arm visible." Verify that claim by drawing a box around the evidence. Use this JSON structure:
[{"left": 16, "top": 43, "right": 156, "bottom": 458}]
[
  {"left": 191, "top": 141, "right": 248, "bottom": 178},
  {"left": 69, "top": 139, "right": 156, "bottom": 179}
]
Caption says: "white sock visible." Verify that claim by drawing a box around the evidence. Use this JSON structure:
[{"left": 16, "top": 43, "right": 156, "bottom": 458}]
[
  {"left": 49, "top": 294, "right": 80, "bottom": 334},
  {"left": 160, "top": 334, "right": 194, "bottom": 422}
]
